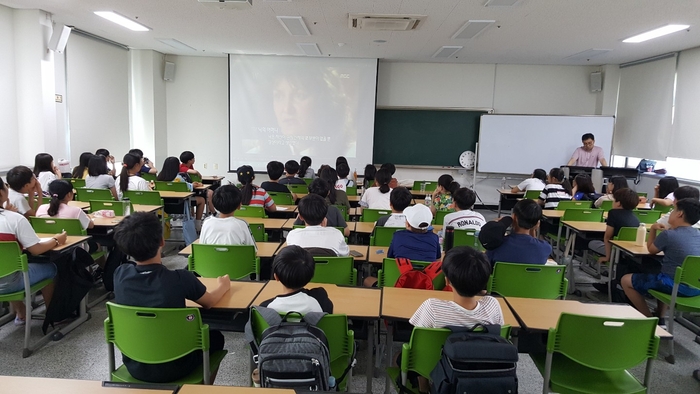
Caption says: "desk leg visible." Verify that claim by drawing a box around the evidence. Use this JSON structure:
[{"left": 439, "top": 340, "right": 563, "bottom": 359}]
[
  {"left": 384, "top": 322, "right": 394, "bottom": 394},
  {"left": 365, "top": 319, "right": 375, "bottom": 394},
  {"left": 609, "top": 246, "right": 620, "bottom": 303},
  {"left": 555, "top": 224, "right": 563, "bottom": 262},
  {"left": 497, "top": 196, "right": 503, "bottom": 218},
  {"left": 563, "top": 229, "right": 577, "bottom": 294}
]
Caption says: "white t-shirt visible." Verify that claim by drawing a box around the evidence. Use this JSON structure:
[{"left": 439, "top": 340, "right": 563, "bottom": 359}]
[
  {"left": 409, "top": 297, "right": 504, "bottom": 329},
  {"left": 0, "top": 209, "right": 41, "bottom": 249},
  {"left": 264, "top": 292, "right": 324, "bottom": 315},
  {"left": 286, "top": 226, "right": 349, "bottom": 256},
  {"left": 199, "top": 216, "right": 257, "bottom": 250},
  {"left": 516, "top": 178, "right": 545, "bottom": 192},
  {"left": 118, "top": 175, "right": 150, "bottom": 200},
  {"left": 442, "top": 210, "right": 486, "bottom": 231},
  {"left": 36, "top": 203, "right": 92, "bottom": 230},
  {"left": 657, "top": 212, "right": 700, "bottom": 229},
  {"left": 335, "top": 179, "right": 349, "bottom": 192},
  {"left": 384, "top": 213, "right": 407, "bottom": 227},
  {"left": 665, "top": 192, "right": 676, "bottom": 202},
  {"left": 37, "top": 171, "right": 58, "bottom": 192},
  {"left": 86, "top": 174, "right": 116, "bottom": 190},
  {"left": 359, "top": 187, "right": 392, "bottom": 210},
  {"left": 6, "top": 188, "right": 31, "bottom": 215}
]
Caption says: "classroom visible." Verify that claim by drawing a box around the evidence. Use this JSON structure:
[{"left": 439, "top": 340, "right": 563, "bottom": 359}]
[{"left": 2, "top": 0, "right": 700, "bottom": 393}]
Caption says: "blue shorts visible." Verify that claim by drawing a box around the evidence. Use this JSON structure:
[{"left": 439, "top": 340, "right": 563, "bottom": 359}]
[
  {"left": 631, "top": 272, "right": 700, "bottom": 297},
  {"left": 0, "top": 263, "right": 57, "bottom": 295}
]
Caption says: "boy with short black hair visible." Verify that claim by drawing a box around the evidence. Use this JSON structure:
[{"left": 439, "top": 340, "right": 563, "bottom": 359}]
[
  {"left": 335, "top": 162, "right": 354, "bottom": 191},
  {"left": 200, "top": 185, "right": 256, "bottom": 248},
  {"left": 179, "top": 150, "right": 201, "bottom": 177},
  {"left": 656, "top": 186, "right": 700, "bottom": 228},
  {"left": 259, "top": 245, "right": 333, "bottom": 314},
  {"left": 261, "top": 160, "right": 294, "bottom": 195},
  {"left": 129, "top": 148, "right": 158, "bottom": 175},
  {"left": 294, "top": 179, "right": 349, "bottom": 236},
  {"left": 481, "top": 199, "right": 552, "bottom": 266},
  {"left": 5, "top": 166, "right": 42, "bottom": 218},
  {"left": 622, "top": 198, "right": 700, "bottom": 317},
  {"left": 376, "top": 187, "right": 411, "bottom": 227},
  {"left": 279, "top": 160, "right": 307, "bottom": 185},
  {"left": 588, "top": 188, "right": 640, "bottom": 264},
  {"left": 112, "top": 212, "right": 231, "bottom": 383},
  {"left": 287, "top": 194, "right": 349, "bottom": 256},
  {"left": 442, "top": 188, "right": 486, "bottom": 231}
]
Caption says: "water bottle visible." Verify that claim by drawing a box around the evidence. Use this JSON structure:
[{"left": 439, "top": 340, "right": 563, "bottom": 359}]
[
  {"left": 635, "top": 223, "right": 646, "bottom": 246},
  {"left": 420, "top": 182, "right": 426, "bottom": 193},
  {"left": 424, "top": 194, "right": 432, "bottom": 207},
  {"left": 122, "top": 197, "right": 131, "bottom": 216},
  {"left": 352, "top": 168, "right": 358, "bottom": 185},
  {"left": 444, "top": 226, "right": 455, "bottom": 252},
  {"left": 501, "top": 177, "right": 507, "bottom": 190}
]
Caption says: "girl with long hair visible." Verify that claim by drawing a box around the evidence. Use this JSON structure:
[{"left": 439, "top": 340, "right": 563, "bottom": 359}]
[
  {"left": 85, "top": 155, "right": 119, "bottom": 200},
  {"left": 72, "top": 152, "right": 93, "bottom": 179},
  {"left": 34, "top": 153, "right": 62, "bottom": 192},
  {"left": 430, "top": 174, "right": 461, "bottom": 216},
  {"left": 359, "top": 168, "right": 392, "bottom": 209},
  {"left": 237, "top": 165, "right": 277, "bottom": 212},
  {"left": 158, "top": 157, "right": 207, "bottom": 221},
  {"left": 320, "top": 167, "right": 350, "bottom": 210},
  {"left": 118, "top": 153, "right": 151, "bottom": 197}
]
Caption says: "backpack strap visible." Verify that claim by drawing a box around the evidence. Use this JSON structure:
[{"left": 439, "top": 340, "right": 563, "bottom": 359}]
[
  {"left": 446, "top": 324, "right": 502, "bottom": 336},
  {"left": 422, "top": 261, "right": 443, "bottom": 281},
  {"left": 300, "top": 311, "right": 327, "bottom": 326},
  {"left": 395, "top": 257, "right": 414, "bottom": 275},
  {"left": 245, "top": 306, "right": 284, "bottom": 355}
]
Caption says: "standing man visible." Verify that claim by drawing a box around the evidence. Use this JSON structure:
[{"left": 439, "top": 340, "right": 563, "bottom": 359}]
[{"left": 567, "top": 133, "right": 608, "bottom": 167}]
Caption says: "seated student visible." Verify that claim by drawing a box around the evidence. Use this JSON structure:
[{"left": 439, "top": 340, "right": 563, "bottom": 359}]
[
  {"left": 71, "top": 152, "right": 93, "bottom": 179},
  {"left": 359, "top": 168, "right": 392, "bottom": 210},
  {"left": 511, "top": 169, "right": 547, "bottom": 193},
  {"left": 621, "top": 198, "right": 700, "bottom": 318},
  {"left": 480, "top": 199, "right": 552, "bottom": 266},
  {"left": 118, "top": 153, "right": 152, "bottom": 200},
  {"left": 34, "top": 153, "right": 62, "bottom": 193},
  {"left": 388, "top": 204, "right": 441, "bottom": 262},
  {"left": 179, "top": 151, "right": 202, "bottom": 178},
  {"left": 320, "top": 167, "right": 350, "bottom": 211},
  {"left": 430, "top": 174, "right": 460, "bottom": 216},
  {"left": 571, "top": 174, "right": 599, "bottom": 201},
  {"left": 287, "top": 194, "right": 349, "bottom": 256},
  {"left": 200, "top": 185, "right": 257, "bottom": 248},
  {"left": 278, "top": 160, "right": 307, "bottom": 185},
  {"left": 5, "top": 166, "right": 42, "bottom": 218},
  {"left": 237, "top": 165, "right": 277, "bottom": 213},
  {"left": 538, "top": 168, "right": 572, "bottom": 209},
  {"left": 129, "top": 149, "right": 157, "bottom": 175},
  {"left": 657, "top": 186, "right": 700, "bottom": 228},
  {"left": 259, "top": 245, "right": 333, "bottom": 314},
  {"left": 0, "top": 177, "right": 66, "bottom": 326},
  {"left": 85, "top": 155, "right": 119, "bottom": 200},
  {"left": 96, "top": 148, "right": 117, "bottom": 176},
  {"left": 158, "top": 156, "right": 207, "bottom": 224},
  {"left": 299, "top": 156, "right": 315, "bottom": 179},
  {"left": 335, "top": 162, "right": 355, "bottom": 192},
  {"left": 442, "top": 188, "right": 486, "bottom": 231},
  {"left": 376, "top": 187, "right": 411, "bottom": 227},
  {"left": 112, "top": 212, "right": 230, "bottom": 383},
  {"left": 594, "top": 175, "right": 629, "bottom": 208},
  {"left": 294, "top": 179, "right": 350, "bottom": 237},
  {"left": 651, "top": 176, "right": 679, "bottom": 208},
  {"left": 363, "top": 164, "right": 377, "bottom": 189},
  {"left": 260, "top": 161, "right": 296, "bottom": 199},
  {"left": 36, "top": 180, "right": 94, "bottom": 231},
  {"left": 588, "top": 188, "right": 641, "bottom": 264},
  {"left": 379, "top": 163, "right": 399, "bottom": 189}
]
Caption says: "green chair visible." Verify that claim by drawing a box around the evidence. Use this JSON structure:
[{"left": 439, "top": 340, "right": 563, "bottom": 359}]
[
  {"left": 29, "top": 217, "right": 105, "bottom": 261},
  {"left": 561, "top": 208, "right": 603, "bottom": 222},
  {"left": 346, "top": 185, "right": 358, "bottom": 196},
  {"left": 75, "top": 188, "right": 115, "bottom": 202},
  {"left": 487, "top": 262, "right": 568, "bottom": 299},
  {"left": 532, "top": 313, "right": 659, "bottom": 394},
  {"left": 412, "top": 181, "right": 437, "bottom": 192},
  {"left": 311, "top": 256, "right": 357, "bottom": 286},
  {"left": 377, "top": 258, "right": 444, "bottom": 289},
  {"left": 370, "top": 226, "right": 403, "bottom": 246},
  {"left": 189, "top": 173, "right": 202, "bottom": 183},
  {"left": 287, "top": 184, "right": 309, "bottom": 194},
  {"left": 333, "top": 204, "right": 350, "bottom": 221},
  {"left": 302, "top": 178, "right": 314, "bottom": 186},
  {"left": 104, "top": 302, "right": 227, "bottom": 385},
  {"left": 555, "top": 200, "right": 593, "bottom": 211},
  {"left": 249, "top": 309, "right": 355, "bottom": 391},
  {"left": 248, "top": 223, "right": 268, "bottom": 242},
  {"left": 600, "top": 200, "right": 614, "bottom": 212},
  {"left": 524, "top": 190, "right": 542, "bottom": 200},
  {"left": 360, "top": 208, "right": 391, "bottom": 222},
  {"left": 634, "top": 210, "right": 662, "bottom": 224},
  {"left": 69, "top": 178, "right": 86, "bottom": 188},
  {"left": 648, "top": 256, "right": 700, "bottom": 364},
  {"left": 154, "top": 181, "right": 190, "bottom": 192},
  {"left": 89, "top": 200, "right": 131, "bottom": 216},
  {"left": 188, "top": 244, "right": 260, "bottom": 280},
  {"left": 652, "top": 204, "right": 673, "bottom": 214},
  {"left": 615, "top": 227, "right": 645, "bottom": 241},
  {"left": 123, "top": 190, "right": 164, "bottom": 206},
  {"left": 434, "top": 209, "right": 455, "bottom": 226},
  {"left": 637, "top": 192, "right": 648, "bottom": 198},
  {"left": 452, "top": 229, "right": 483, "bottom": 251},
  {"left": 267, "top": 192, "right": 294, "bottom": 206},
  {"left": 140, "top": 172, "right": 157, "bottom": 182},
  {"left": 234, "top": 205, "right": 267, "bottom": 218},
  {"left": 0, "top": 242, "right": 56, "bottom": 358}
]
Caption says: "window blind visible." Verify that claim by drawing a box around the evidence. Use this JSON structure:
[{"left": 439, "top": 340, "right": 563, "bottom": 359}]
[{"left": 669, "top": 47, "right": 700, "bottom": 160}]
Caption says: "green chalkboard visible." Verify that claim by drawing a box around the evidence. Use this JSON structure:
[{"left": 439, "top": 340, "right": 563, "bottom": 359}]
[{"left": 373, "top": 109, "right": 486, "bottom": 166}]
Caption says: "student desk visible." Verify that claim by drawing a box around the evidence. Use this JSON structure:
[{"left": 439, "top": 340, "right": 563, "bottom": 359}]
[
  {"left": 36, "top": 234, "right": 91, "bottom": 253},
  {"left": 201, "top": 175, "right": 225, "bottom": 186},
  {"left": 560, "top": 220, "right": 607, "bottom": 293},
  {"left": 67, "top": 200, "right": 90, "bottom": 210},
  {"left": 89, "top": 215, "right": 124, "bottom": 227},
  {"left": 132, "top": 204, "right": 162, "bottom": 213},
  {"left": 187, "top": 278, "right": 266, "bottom": 310},
  {"left": 497, "top": 189, "right": 524, "bottom": 218},
  {"left": 275, "top": 204, "right": 297, "bottom": 213},
  {"left": 235, "top": 217, "right": 287, "bottom": 229},
  {"left": 178, "top": 240, "right": 281, "bottom": 258},
  {"left": 505, "top": 297, "right": 671, "bottom": 338},
  {"left": 354, "top": 222, "right": 376, "bottom": 234},
  {"left": 157, "top": 190, "right": 194, "bottom": 199},
  {"left": 194, "top": 184, "right": 211, "bottom": 191},
  {"left": 608, "top": 240, "right": 663, "bottom": 303},
  {"left": 275, "top": 243, "right": 367, "bottom": 260},
  {"left": 180, "top": 386, "right": 293, "bottom": 394},
  {"left": 0, "top": 376, "right": 175, "bottom": 393}
]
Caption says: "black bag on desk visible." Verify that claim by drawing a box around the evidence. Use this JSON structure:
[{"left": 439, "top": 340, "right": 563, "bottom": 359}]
[
  {"left": 42, "top": 247, "right": 93, "bottom": 334},
  {"left": 431, "top": 324, "right": 518, "bottom": 394}
]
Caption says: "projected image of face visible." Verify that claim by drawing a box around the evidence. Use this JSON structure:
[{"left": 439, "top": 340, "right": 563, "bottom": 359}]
[{"left": 273, "top": 77, "right": 315, "bottom": 136}]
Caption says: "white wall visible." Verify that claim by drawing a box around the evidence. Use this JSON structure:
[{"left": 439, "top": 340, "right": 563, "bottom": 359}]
[
  {"left": 130, "top": 49, "right": 168, "bottom": 166},
  {"left": 0, "top": 5, "right": 19, "bottom": 171}
]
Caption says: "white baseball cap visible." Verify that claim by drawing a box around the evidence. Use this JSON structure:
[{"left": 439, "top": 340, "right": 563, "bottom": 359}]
[{"left": 403, "top": 204, "right": 433, "bottom": 230}]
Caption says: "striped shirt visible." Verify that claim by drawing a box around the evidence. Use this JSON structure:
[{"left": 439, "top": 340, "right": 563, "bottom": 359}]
[
  {"left": 409, "top": 297, "right": 504, "bottom": 329},
  {"left": 246, "top": 187, "right": 274, "bottom": 208},
  {"left": 539, "top": 184, "right": 572, "bottom": 209}
]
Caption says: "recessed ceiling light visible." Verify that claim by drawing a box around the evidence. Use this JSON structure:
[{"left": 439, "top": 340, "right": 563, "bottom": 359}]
[
  {"left": 452, "top": 20, "right": 495, "bottom": 40},
  {"left": 565, "top": 48, "right": 611, "bottom": 61},
  {"left": 157, "top": 38, "right": 196, "bottom": 51},
  {"left": 432, "top": 46, "right": 463, "bottom": 59},
  {"left": 623, "top": 24, "right": 689, "bottom": 43},
  {"left": 484, "top": 0, "right": 521, "bottom": 6},
  {"left": 94, "top": 11, "right": 150, "bottom": 31},
  {"left": 277, "top": 16, "right": 311, "bottom": 36},
  {"left": 297, "top": 43, "right": 322, "bottom": 56}
]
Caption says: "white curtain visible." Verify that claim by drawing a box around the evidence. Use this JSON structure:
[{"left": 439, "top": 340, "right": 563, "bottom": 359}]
[{"left": 669, "top": 47, "right": 700, "bottom": 160}]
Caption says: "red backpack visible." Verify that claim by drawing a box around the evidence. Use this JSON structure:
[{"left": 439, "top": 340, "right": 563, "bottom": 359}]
[{"left": 394, "top": 258, "right": 445, "bottom": 290}]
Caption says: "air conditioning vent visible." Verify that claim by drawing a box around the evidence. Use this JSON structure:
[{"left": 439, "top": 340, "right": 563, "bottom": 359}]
[
  {"left": 348, "top": 14, "right": 426, "bottom": 31},
  {"left": 197, "top": 0, "right": 253, "bottom": 10}
]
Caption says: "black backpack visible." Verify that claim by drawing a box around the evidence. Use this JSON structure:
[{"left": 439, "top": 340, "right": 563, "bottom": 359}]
[
  {"left": 102, "top": 247, "right": 128, "bottom": 292},
  {"left": 430, "top": 324, "right": 519, "bottom": 394}
]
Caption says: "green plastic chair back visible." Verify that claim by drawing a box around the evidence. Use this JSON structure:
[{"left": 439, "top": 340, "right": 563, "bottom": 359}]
[
  {"left": 615, "top": 227, "right": 642, "bottom": 241},
  {"left": 534, "top": 313, "right": 659, "bottom": 394},
  {"left": 333, "top": 204, "right": 350, "bottom": 221},
  {"left": 234, "top": 205, "right": 267, "bottom": 218},
  {"left": 90, "top": 200, "right": 131, "bottom": 216},
  {"left": 434, "top": 209, "right": 455, "bottom": 226},
  {"left": 154, "top": 181, "right": 189, "bottom": 192},
  {"left": 104, "top": 302, "right": 227, "bottom": 385},
  {"left": 360, "top": 208, "right": 392, "bottom": 222},
  {"left": 412, "top": 181, "right": 437, "bottom": 192},
  {"left": 189, "top": 173, "right": 202, "bottom": 183},
  {"left": 378, "top": 258, "right": 445, "bottom": 289},
  {"left": 556, "top": 200, "right": 593, "bottom": 211},
  {"left": 346, "top": 185, "right": 358, "bottom": 196},
  {"left": 561, "top": 208, "right": 604, "bottom": 222},
  {"left": 634, "top": 210, "right": 662, "bottom": 224},
  {"left": 652, "top": 204, "right": 673, "bottom": 213},
  {"left": 140, "top": 172, "right": 157, "bottom": 182},
  {"left": 267, "top": 192, "right": 294, "bottom": 206},
  {"left": 524, "top": 190, "right": 542, "bottom": 200},
  {"left": 600, "top": 200, "right": 614, "bottom": 212},
  {"left": 453, "top": 229, "right": 483, "bottom": 251},
  {"left": 69, "top": 178, "right": 86, "bottom": 188},
  {"left": 488, "top": 263, "right": 568, "bottom": 299},
  {"left": 123, "top": 190, "right": 164, "bottom": 206},
  {"left": 370, "top": 226, "right": 403, "bottom": 246},
  {"left": 648, "top": 256, "right": 700, "bottom": 313},
  {"left": 75, "top": 188, "right": 115, "bottom": 202},
  {"left": 287, "top": 184, "right": 309, "bottom": 194},
  {"left": 247, "top": 223, "right": 268, "bottom": 242},
  {"left": 30, "top": 217, "right": 86, "bottom": 236},
  {"left": 311, "top": 256, "right": 357, "bottom": 286},
  {"left": 637, "top": 192, "right": 648, "bottom": 198},
  {"left": 302, "top": 178, "right": 314, "bottom": 186},
  {"left": 188, "top": 244, "right": 260, "bottom": 280}
]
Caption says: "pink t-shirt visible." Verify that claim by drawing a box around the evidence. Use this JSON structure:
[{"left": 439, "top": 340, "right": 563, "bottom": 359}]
[
  {"left": 570, "top": 146, "right": 605, "bottom": 167},
  {"left": 36, "top": 203, "right": 92, "bottom": 230}
]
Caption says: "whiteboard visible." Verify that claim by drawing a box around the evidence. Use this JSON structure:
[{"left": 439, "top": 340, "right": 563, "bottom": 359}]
[{"left": 478, "top": 115, "right": 614, "bottom": 174}]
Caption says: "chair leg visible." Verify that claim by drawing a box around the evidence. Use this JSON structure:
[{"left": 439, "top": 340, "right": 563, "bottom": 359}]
[
  {"left": 203, "top": 349, "right": 211, "bottom": 384},
  {"left": 542, "top": 351, "right": 553, "bottom": 394},
  {"left": 23, "top": 300, "right": 32, "bottom": 358},
  {"left": 666, "top": 305, "right": 676, "bottom": 364}
]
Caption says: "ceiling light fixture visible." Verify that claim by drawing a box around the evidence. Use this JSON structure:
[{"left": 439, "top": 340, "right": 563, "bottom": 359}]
[
  {"left": 452, "top": 20, "right": 495, "bottom": 40},
  {"left": 432, "top": 46, "right": 463, "bottom": 59},
  {"left": 277, "top": 16, "right": 311, "bottom": 36},
  {"left": 94, "top": 11, "right": 150, "bottom": 31},
  {"left": 484, "top": 0, "right": 521, "bottom": 7},
  {"left": 297, "top": 43, "right": 322, "bottom": 56},
  {"left": 157, "top": 38, "right": 196, "bottom": 51},
  {"left": 623, "top": 24, "right": 689, "bottom": 43}
]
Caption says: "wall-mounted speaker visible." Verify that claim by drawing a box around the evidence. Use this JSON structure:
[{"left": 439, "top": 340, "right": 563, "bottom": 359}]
[
  {"left": 48, "top": 24, "right": 72, "bottom": 53},
  {"left": 590, "top": 71, "right": 603, "bottom": 92},
  {"left": 164, "top": 61, "right": 176, "bottom": 81}
]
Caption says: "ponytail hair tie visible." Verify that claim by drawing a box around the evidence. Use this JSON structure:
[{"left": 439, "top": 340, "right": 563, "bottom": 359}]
[{"left": 52, "top": 194, "right": 58, "bottom": 198}]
